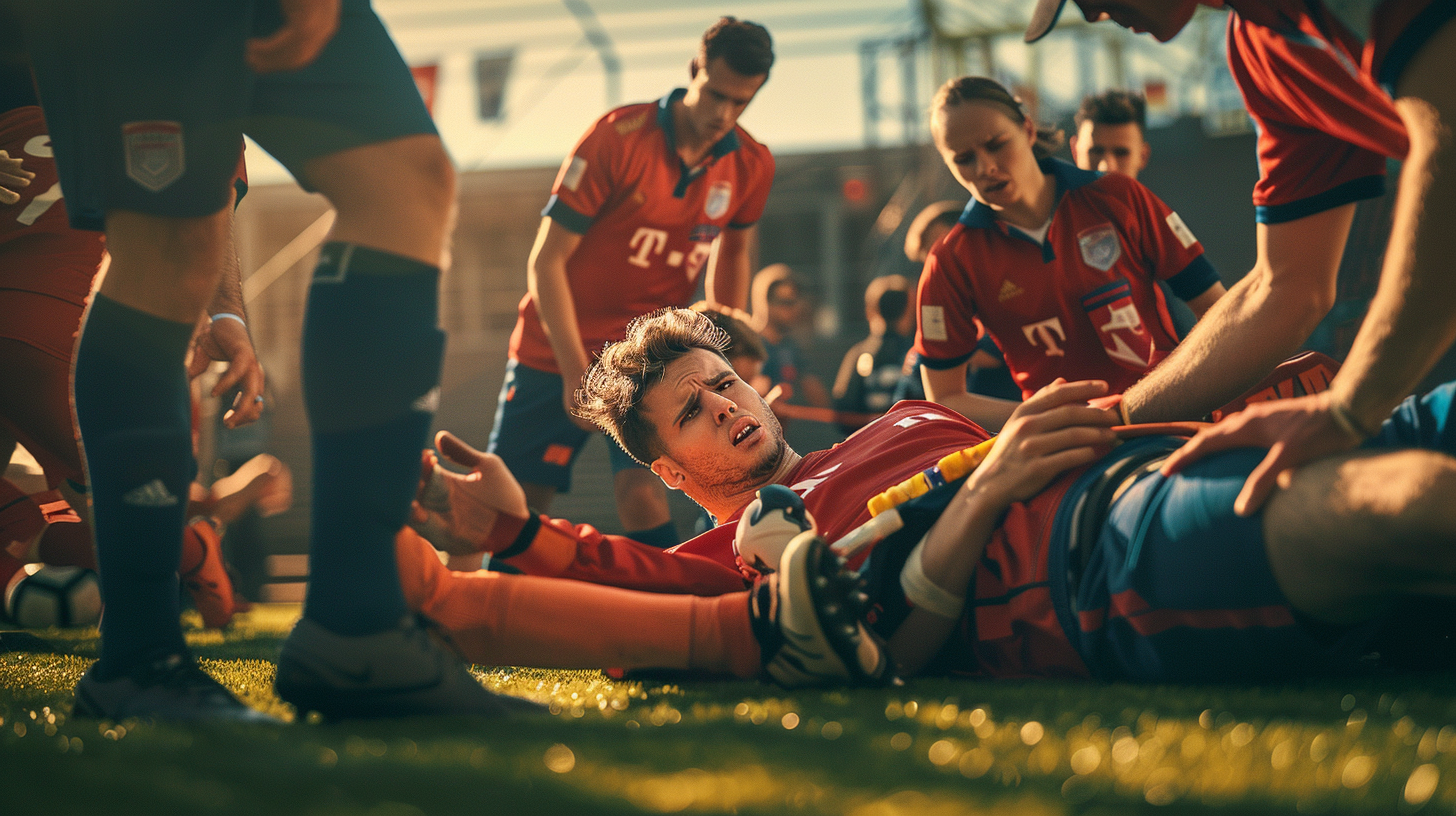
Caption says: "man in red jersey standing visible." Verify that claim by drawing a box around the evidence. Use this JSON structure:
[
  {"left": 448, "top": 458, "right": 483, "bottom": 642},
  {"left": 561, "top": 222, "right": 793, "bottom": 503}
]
[{"left": 490, "top": 18, "right": 775, "bottom": 551}]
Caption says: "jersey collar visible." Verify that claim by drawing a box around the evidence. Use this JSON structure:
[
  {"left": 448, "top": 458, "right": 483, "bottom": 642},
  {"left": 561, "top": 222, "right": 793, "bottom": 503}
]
[
  {"left": 958, "top": 157, "right": 1100, "bottom": 230},
  {"left": 659, "top": 88, "right": 742, "bottom": 198},
  {"left": 658, "top": 88, "right": 742, "bottom": 158}
]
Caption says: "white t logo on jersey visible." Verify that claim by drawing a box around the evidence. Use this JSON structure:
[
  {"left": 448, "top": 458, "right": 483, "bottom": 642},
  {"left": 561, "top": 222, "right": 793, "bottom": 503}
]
[
  {"left": 627, "top": 227, "right": 669, "bottom": 268},
  {"left": 1022, "top": 317, "right": 1066, "bottom": 356}
]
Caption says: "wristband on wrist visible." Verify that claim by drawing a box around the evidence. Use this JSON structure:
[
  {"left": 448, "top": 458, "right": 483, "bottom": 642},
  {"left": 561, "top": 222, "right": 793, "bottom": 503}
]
[
  {"left": 495, "top": 512, "right": 543, "bottom": 560},
  {"left": 210, "top": 312, "right": 246, "bottom": 328},
  {"left": 1329, "top": 399, "right": 1376, "bottom": 441}
]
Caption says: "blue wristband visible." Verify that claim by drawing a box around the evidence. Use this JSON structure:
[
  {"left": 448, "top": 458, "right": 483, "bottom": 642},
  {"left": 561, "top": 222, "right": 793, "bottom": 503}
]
[{"left": 210, "top": 312, "right": 246, "bottom": 328}]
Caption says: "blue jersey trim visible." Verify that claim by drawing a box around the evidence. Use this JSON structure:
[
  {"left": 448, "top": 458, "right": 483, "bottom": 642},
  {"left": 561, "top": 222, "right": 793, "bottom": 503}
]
[
  {"left": 919, "top": 351, "right": 975, "bottom": 370},
  {"left": 1166, "top": 255, "right": 1221, "bottom": 301},
  {"left": 658, "top": 87, "right": 743, "bottom": 199},
  {"left": 960, "top": 157, "right": 1092, "bottom": 262},
  {"left": 1254, "top": 174, "right": 1385, "bottom": 224},
  {"left": 1378, "top": 1, "right": 1456, "bottom": 95},
  {"left": 1081, "top": 278, "right": 1133, "bottom": 311},
  {"left": 542, "top": 195, "right": 592, "bottom": 234}
]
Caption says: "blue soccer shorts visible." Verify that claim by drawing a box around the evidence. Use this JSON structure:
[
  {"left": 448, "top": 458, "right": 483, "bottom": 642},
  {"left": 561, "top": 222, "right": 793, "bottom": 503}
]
[{"left": 487, "top": 360, "right": 646, "bottom": 493}]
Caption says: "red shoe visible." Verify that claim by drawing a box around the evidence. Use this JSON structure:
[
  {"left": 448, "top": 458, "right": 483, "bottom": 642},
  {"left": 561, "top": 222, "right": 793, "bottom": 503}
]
[{"left": 180, "top": 517, "right": 237, "bottom": 629}]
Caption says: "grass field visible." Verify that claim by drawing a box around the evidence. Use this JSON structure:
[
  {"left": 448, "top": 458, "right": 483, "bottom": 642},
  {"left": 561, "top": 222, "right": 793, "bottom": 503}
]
[{"left": 4, "top": 605, "right": 1456, "bottom": 815}]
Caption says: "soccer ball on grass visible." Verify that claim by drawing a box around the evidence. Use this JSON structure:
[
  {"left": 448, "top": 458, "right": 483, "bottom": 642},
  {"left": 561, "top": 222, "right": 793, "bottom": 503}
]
[{"left": 4, "top": 564, "right": 102, "bottom": 628}]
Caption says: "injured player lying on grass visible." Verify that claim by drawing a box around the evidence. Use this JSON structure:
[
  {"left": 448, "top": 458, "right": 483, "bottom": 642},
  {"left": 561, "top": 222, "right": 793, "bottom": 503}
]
[{"left": 395, "top": 308, "right": 1456, "bottom": 687}]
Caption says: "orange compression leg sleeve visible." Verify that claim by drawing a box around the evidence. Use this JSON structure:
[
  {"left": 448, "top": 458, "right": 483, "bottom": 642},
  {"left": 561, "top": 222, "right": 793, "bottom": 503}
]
[{"left": 396, "top": 529, "right": 760, "bottom": 678}]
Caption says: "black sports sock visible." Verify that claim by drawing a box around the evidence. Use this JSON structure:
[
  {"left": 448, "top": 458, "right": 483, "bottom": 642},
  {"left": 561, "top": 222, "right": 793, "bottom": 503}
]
[
  {"left": 73, "top": 295, "right": 193, "bottom": 674},
  {"left": 301, "top": 243, "right": 444, "bottom": 636}
]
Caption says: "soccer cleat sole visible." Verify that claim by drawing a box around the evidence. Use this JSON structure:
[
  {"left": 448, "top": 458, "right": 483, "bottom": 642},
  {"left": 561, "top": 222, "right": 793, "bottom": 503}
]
[{"left": 767, "top": 532, "right": 894, "bottom": 688}]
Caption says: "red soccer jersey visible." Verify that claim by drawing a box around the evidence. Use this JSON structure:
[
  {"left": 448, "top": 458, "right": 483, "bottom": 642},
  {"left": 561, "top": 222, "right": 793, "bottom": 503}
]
[
  {"left": 914, "top": 160, "right": 1219, "bottom": 398},
  {"left": 516, "top": 400, "right": 1093, "bottom": 678},
  {"left": 509, "top": 89, "right": 775, "bottom": 373},
  {"left": 0, "top": 105, "right": 104, "bottom": 308},
  {"left": 1222, "top": 0, "right": 1434, "bottom": 223}
]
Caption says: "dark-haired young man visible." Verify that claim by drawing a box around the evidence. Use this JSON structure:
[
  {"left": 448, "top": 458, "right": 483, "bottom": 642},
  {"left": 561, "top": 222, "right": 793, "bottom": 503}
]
[
  {"left": 404, "top": 308, "right": 1456, "bottom": 684},
  {"left": 492, "top": 17, "right": 776, "bottom": 551},
  {"left": 1070, "top": 90, "right": 1150, "bottom": 180},
  {"left": 1028, "top": 0, "right": 1456, "bottom": 518}
]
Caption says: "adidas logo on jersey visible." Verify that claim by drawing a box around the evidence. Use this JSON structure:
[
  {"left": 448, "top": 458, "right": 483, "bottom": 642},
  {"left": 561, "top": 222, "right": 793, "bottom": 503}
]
[
  {"left": 122, "top": 479, "right": 179, "bottom": 508},
  {"left": 998, "top": 279, "right": 1024, "bottom": 302}
]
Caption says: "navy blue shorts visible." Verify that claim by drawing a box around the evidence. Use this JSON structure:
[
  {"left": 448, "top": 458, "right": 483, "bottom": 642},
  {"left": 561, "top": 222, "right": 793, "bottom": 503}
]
[
  {"left": 487, "top": 360, "right": 644, "bottom": 493},
  {"left": 20, "top": 0, "right": 435, "bottom": 230},
  {"left": 1054, "top": 381, "right": 1456, "bottom": 683}
]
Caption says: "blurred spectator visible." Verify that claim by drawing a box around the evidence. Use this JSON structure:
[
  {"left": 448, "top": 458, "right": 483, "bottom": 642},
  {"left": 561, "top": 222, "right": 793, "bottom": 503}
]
[
  {"left": 748, "top": 264, "right": 831, "bottom": 408},
  {"left": 1071, "top": 90, "right": 1150, "bottom": 180},
  {"left": 691, "top": 301, "right": 766, "bottom": 387},
  {"left": 832, "top": 275, "right": 916, "bottom": 431}
]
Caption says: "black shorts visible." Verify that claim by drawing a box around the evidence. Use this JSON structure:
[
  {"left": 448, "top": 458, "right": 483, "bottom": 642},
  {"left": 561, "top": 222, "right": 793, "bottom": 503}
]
[{"left": 19, "top": 0, "right": 435, "bottom": 230}]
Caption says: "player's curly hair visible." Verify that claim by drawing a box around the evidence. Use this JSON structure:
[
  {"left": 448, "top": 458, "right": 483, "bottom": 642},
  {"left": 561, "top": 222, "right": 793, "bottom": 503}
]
[
  {"left": 698, "top": 17, "right": 774, "bottom": 78},
  {"left": 576, "top": 308, "right": 732, "bottom": 465},
  {"left": 930, "top": 76, "right": 1066, "bottom": 160}
]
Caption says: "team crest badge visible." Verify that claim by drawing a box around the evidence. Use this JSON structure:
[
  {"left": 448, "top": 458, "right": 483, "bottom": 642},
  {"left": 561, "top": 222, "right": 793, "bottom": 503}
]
[
  {"left": 1077, "top": 224, "right": 1121, "bottom": 272},
  {"left": 122, "top": 121, "right": 185, "bottom": 193},
  {"left": 705, "top": 180, "right": 733, "bottom": 220}
]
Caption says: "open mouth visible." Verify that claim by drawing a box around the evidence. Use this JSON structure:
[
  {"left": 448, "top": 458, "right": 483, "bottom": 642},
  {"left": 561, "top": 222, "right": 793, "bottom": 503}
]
[
  {"left": 731, "top": 417, "right": 761, "bottom": 446},
  {"left": 982, "top": 179, "right": 1009, "bottom": 195}
]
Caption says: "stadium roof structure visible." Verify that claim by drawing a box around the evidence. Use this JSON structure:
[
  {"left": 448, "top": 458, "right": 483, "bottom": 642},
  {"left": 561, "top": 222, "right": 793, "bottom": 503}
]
[{"left": 243, "top": 1, "right": 1233, "bottom": 184}]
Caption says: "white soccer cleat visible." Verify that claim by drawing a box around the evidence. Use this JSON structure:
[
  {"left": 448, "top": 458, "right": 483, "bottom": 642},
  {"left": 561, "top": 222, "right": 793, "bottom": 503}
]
[
  {"left": 734, "top": 484, "right": 815, "bottom": 574},
  {"left": 751, "top": 531, "right": 894, "bottom": 688}
]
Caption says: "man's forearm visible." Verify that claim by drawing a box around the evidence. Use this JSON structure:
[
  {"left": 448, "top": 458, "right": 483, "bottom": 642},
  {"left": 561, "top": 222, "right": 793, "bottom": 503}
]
[
  {"left": 529, "top": 255, "right": 590, "bottom": 381},
  {"left": 1335, "top": 98, "right": 1456, "bottom": 430},
  {"left": 932, "top": 390, "right": 1019, "bottom": 433},
  {"left": 706, "top": 228, "right": 752, "bottom": 311}
]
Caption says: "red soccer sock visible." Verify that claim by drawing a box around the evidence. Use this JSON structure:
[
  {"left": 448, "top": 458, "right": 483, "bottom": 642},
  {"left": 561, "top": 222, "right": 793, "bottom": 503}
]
[{"left": 395, "top": 528, "right": 759, "bottom": 676}]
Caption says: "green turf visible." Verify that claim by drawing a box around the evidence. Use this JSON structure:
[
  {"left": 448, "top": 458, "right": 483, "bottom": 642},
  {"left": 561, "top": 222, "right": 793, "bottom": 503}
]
[{"left": 5, "top": 606, "right": 1456, "bottom": 815}]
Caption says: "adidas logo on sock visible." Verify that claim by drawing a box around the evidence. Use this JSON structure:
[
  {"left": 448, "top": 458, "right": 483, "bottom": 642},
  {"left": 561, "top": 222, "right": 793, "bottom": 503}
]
[
  {"left": 412, "top": 387, "right": 441, "bottom": 413},
  {"left": 122, "top": 479, "right": 179, "bottom": 508}
]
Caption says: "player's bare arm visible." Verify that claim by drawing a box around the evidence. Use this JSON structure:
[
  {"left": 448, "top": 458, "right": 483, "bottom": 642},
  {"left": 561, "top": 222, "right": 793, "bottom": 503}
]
[
  {"left": 526, "top": 217, "right": 593, "bottom": 430},
  {"left": 186, "top": 205, "right": 265, "bottom": 428},
  {"left": 246, "top": 0, "right": 341, "bottom": 74},
  {"left": 0, "top": 147, "right": 33, "bottom": 205},
  {"left": 1335, "top": 59, "right": 1456, "bottom": 436},
  {"left": 921, "top": 360, "right": 1019, "bottom": 432},
  {"left": 1183, "top": 280, "right": 1227, "bottom": 319},
  {"left": 1165, "top": 35, "right": 1456, "bottom": 514},
  {"left": 890, "top": 378, "right": 1120, "bottom": 673},
  {"left": 1121, "top": 205, "right": 1354, "bottom": 424},
  {"left": 707, "top": 224, "right": 754, "bottom": 311}
]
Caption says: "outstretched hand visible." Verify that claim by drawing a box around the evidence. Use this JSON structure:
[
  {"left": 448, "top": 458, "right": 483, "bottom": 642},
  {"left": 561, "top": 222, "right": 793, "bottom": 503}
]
[
  {"left": 1161, "top": 392, "right": 1364, "bottom": 516},
  {"left": 410, "top": 430, "right": 529, "bottom": 556},
  {"left": 187, "top": 316, "right": 266, "bottom": 428},
  {"left": 969, "top": 379, "right": 1120, "bottom": 506}
]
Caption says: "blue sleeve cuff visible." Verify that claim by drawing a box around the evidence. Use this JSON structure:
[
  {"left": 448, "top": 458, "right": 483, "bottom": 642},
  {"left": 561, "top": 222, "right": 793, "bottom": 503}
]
[
  {"left": 542, "top": 195, "right": 593, "bottom": 234},
  {"left": 1255, "top": 175, "right": 1385, "bottom": 225},
  {"left": 919, "top": 351, "right": 974, "bottom": 371},
  {"left": 1166, "top": 255, "right": 1221, "bottom": 301}
]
